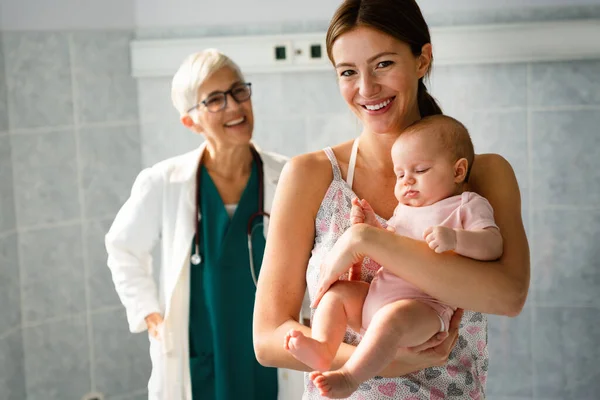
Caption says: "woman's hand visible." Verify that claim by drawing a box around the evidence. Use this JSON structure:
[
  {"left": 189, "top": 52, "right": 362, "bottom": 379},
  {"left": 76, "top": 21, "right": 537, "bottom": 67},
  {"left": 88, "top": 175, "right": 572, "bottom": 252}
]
[
  {"left": 383, "top": 309, "right": 464, "bottom": 376},
  {"left": 311, "top": 225, "right": 367, "bottom": 308},
  {"left": 145, "top": 312, "right": 164, "bottom": 339}
]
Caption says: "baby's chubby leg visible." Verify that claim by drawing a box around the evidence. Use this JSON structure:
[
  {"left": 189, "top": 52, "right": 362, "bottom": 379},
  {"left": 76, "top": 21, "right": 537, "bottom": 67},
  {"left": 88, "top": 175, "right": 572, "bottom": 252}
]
[
  {"left": 311, "top": 300, "right": 440, "bottom": 398},
  {"left": 284, "top": 280, "right": 369, "bottom": 372}
]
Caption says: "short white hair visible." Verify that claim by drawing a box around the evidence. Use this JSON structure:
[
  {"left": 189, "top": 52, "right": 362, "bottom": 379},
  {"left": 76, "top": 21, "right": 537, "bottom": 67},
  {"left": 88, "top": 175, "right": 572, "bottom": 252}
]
[{"left": 171, "top": 49, "right": 243, "bottom": 118}]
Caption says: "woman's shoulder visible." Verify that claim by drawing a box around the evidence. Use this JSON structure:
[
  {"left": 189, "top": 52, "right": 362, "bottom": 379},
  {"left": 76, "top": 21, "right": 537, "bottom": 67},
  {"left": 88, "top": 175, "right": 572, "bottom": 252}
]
[
  {"left": 470, "top": 153, "right": 516, "bottom": 190},
  {"left": 283, "top": 150, "right": 333, "bottom": 184},
  {"left": 473, "top": 153, "right": 513, "bottom": 175}
]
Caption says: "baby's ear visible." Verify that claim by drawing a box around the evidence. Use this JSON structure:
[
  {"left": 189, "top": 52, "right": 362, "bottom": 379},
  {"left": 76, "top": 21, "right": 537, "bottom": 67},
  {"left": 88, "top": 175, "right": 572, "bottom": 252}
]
[{"left": 454, "top": 158, "right": 469, "bottom": 183}]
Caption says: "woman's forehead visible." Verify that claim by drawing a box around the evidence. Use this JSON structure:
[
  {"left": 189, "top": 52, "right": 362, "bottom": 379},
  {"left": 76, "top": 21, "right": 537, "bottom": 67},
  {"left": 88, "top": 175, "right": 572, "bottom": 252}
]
[
  {"left": 198, "top": 67, "right": 242, "bottom": 96},
  {"left": 331, "top": 26, "right": 410, "bottom": 65}
]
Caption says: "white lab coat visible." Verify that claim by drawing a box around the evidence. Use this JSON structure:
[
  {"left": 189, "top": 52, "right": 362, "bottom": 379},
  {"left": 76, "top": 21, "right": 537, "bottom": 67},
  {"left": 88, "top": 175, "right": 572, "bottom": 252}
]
[{"left": 105, "top": 142, "right": 304, "bottom": 400}]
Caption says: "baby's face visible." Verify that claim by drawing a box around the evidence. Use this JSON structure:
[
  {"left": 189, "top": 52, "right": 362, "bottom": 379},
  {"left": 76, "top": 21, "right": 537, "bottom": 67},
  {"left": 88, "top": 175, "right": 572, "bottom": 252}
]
[{"left": 391, "top": 132, "right": 459, "bottom": 207}]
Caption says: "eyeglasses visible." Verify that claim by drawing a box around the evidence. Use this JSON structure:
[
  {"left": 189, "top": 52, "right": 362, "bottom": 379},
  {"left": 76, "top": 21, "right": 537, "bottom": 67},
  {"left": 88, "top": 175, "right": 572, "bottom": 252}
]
[{"left": 188, "top": 82, "right": 252, "bottom": 113}]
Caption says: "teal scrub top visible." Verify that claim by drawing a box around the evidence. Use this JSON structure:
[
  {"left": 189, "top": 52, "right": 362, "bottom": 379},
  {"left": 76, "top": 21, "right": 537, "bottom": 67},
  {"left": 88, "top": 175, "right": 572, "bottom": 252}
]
[{"left": 188, "top": 160, "right": 278, "bottom": 400}]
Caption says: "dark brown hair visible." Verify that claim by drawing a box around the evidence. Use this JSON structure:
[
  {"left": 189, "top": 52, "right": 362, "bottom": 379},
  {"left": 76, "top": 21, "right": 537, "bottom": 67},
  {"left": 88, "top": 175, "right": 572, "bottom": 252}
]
[{"left": 326, "top": 0, "right": 442, "bottom": 118}]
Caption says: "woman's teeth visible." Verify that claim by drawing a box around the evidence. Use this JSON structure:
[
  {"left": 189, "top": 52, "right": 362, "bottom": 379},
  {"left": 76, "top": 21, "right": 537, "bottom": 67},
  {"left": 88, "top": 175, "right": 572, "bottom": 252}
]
[
  {"left": 225, "top": 117, "right": 245, "bottom": 127},
  {"left": 364, "top": 98, "right": 392, "bottom": 111}
]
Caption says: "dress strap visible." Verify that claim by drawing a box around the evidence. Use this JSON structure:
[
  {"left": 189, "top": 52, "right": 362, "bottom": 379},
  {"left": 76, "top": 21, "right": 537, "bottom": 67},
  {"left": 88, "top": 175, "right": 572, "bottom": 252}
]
[
  {"left": 346, "top": 138, "right": 359, "bottom": 188},
  {"left": 323, "top": 147, "right": 343, "bottom": 181}
]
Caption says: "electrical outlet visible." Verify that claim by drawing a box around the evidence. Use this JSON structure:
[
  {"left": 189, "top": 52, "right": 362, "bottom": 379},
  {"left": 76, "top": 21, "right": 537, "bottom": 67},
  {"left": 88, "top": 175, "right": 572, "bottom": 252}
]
[
  {"left": 274, "top": 45, "right": 287, "bottom": 61},
  {"left": 310, "top": 44, "right": 322, "bottom": 59},
  {"left": 291, "top": 38, "right": 327, "bottom": 66}
]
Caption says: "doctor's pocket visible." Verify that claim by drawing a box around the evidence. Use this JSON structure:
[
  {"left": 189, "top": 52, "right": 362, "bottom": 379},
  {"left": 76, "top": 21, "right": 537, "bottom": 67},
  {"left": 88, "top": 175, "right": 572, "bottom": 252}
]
[{"left": 147, "top": 334, "right": 165, "bottom": 395}]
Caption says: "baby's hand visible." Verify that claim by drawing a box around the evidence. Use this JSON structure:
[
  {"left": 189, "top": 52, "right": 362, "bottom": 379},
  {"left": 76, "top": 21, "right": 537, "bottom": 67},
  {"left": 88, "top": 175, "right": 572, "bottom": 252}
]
[
  {"left": 423, "top": 226, "right": 457, "bottom": 253},
  {"left": 351, "top": 198, "right": 381, "bottom": 228}
]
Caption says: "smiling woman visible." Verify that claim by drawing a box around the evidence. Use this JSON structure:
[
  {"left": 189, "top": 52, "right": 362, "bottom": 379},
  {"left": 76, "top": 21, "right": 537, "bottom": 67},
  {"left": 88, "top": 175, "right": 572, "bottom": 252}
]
[
  {"left": 253, "top": 1, "right": 529, "bottom": 399},
  {"left": 105, "top": 49, "right": 292, "bottom": 400}
]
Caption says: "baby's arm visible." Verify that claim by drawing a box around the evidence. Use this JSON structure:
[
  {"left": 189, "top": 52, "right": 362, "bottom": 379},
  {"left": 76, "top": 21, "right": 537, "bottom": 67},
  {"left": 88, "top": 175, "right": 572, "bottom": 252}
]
[
  {"left": 351, "top": 198, "right": 384, "bottom": 229},
  {"left": 423, "top": 194, "right": 504, "bottom": 261},
  {"left": 424, "top": 226, "right": 503, "bottom": 261}
]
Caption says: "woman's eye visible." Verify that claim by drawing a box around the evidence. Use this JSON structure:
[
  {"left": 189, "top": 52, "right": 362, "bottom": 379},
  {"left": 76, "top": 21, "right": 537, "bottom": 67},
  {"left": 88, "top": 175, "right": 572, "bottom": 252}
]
[
  {"left": 340, "top": 69, "right": 355, "bottom": 77},
  {"left": 377, "top": 60, "right": 394, "bottom": 68}
]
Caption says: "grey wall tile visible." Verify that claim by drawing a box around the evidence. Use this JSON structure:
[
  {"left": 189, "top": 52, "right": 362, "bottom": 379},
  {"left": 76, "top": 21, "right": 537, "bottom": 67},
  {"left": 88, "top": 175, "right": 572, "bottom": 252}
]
[
  {"left": 280, "top": 71, "right": 347, "bottom": 115},
  {"left": 0, "top": 329, "right": 26, "bottom": 400},
  {"left": 430, "top": 64, "right": 528, "bottom": 115},
  {"left": 530, "top": 60, "right": 600, "bottom": 107},
  {"left": 0, "top": 233, "right": 21, "bottom": 336},
  {"left": 72, "top": 31, "right": 138, "bottom": 124},
  {"left": 19, "top": 224, "right": 86, "bottom": 323},
  {"left": 425, "top": 4, "right": 600, "bottom": 27},
  {"left": 114, "top": 391, "right": 148, "bottom": 400},
  {"left": 247, "top": 71, "right": 346, "bottom": 120},
  {"left": 23, "top": 316, "right": 91, "bottom": 400},
  {"left": 75, "top": 71, "right": 138, "bottom": 125},
  {"left": 461, "top": 110, "right": 529, "bottom": 209},
  {"left": 532, "top": 306, "right": 600, "bottom": 400},
  {"left": 253, "top": 116, "right": 306, "bottom": 157},
  {"left": 486, "top": 397, "right": 531, "bottom": 400},
  {"left": 79, "top": 124, "right": 142, "bottom": 219},
  {"left": 531, "top": 110, "right": 600, "bottom": 208},
  {"left": 531, "top": 210, "right": 600, "bottom": 307},
  {"left": 85, "top": 219, "right": 122, "bottom": 310},
  {"left": 92, "top": 308, "right": 151, "bottom": 397},
  {"left": 137, "top": 78, "right": 178, "bottom": 125},
  {"left": 0, "top": 37, "right": 8, "bottom": 133},
  {"left": 11, "top": 129, "right": 81, "bottom": 227},
  {"left": 306, "top": 113, "right": 361, "bottom": 153},
  {"left": 0, "top": 135, "right": 16, "bottom": 232},
  {"left": 3, "top": 32, "right": 73, "bottom": 130},
  {"left": 140, "top": 120, "right": 202, "bottom": 167},
  {"left": 486, "top": 307, "right": 532, "bottom": 398}
]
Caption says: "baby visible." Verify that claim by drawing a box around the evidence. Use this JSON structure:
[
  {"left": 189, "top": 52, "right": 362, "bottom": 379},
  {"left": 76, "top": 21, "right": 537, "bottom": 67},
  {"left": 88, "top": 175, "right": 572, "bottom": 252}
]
[{"left": 284, "top": 115, "right": 503, "bottom": 398}]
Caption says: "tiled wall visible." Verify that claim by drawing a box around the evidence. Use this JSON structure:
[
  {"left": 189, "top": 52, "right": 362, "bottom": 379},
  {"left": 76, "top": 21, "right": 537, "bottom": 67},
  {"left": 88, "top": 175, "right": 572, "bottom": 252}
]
[
  {"left": 0, "top": 30, "right": 27, "bottom": 400},
  {"left": 1, "top": 6, "right": 599, "bottom": 400},
  {"left": 430, "top": 60, "right": 600, "bottom": 400},
  {"left": 0, "top": 31, "right": 150, "bottom": 400}
]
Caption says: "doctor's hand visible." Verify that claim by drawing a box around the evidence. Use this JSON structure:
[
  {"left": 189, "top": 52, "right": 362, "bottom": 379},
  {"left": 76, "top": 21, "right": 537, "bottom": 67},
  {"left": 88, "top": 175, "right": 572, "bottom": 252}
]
[
  {"left": 145, "top": 313, "right": 164, "bottom": 340},
  {"left": 311, "top": 224, "right": 366, "bottom": 308}
]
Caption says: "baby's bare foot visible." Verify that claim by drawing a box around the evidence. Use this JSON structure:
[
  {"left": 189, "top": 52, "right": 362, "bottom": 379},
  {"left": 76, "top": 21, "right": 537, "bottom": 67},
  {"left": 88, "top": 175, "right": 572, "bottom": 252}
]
[
  {"left": 309, "top": 370, "right": 359, "bottom": 399},
  {"left": 283, "top": 329, "right": 333, "bottom": 371}
]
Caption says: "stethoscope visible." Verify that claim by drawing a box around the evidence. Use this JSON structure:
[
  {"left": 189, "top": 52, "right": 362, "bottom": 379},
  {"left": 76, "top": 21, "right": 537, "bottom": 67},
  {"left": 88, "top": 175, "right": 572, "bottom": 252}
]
[{"left": 190, "top": 145, "right": 269, "bottom": 286}]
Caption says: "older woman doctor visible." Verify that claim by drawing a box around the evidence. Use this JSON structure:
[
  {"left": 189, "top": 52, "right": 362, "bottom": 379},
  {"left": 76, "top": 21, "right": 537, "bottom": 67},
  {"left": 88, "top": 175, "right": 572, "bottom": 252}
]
[{"left": 105, "top": 50, "right": 299, "bottom": 399}]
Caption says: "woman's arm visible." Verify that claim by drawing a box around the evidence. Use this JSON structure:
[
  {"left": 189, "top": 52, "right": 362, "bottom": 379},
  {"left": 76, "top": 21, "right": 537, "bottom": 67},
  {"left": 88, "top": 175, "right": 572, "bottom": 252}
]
[
  {"left": 253, "top": 152, "right": 460, "bottom": 375},
  {"left": 254, "top": 153, "right": 336, "bottom": 369},
  {"left": 317, "top": 154, "right": 529, "bottom": 316},
  {"left": 105, "top": 167, "right": 163, "bottom": 333}
]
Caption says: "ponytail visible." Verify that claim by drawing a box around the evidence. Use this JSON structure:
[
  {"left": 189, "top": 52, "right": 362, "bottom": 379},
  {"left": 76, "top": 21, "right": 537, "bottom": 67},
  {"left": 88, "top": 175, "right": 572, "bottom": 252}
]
[{"left": 417, "top": 79, "right": 442, "bottom": 117}]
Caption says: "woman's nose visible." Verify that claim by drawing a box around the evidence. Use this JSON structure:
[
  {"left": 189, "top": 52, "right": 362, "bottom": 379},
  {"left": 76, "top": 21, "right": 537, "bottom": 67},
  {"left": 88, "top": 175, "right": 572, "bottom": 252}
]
[
  {"left": 358, "top": 73, "right": 380, "bottom": 98},
  {"left": 224, "top": 93, "right": 243, "bottom": 111}
]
